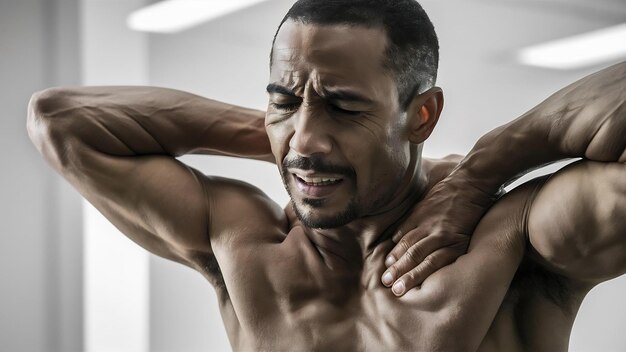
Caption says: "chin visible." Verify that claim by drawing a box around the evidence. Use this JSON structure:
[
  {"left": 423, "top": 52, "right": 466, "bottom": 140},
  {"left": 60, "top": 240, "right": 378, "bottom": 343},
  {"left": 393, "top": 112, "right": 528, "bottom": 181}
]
[{"left": 291, "top": 199, "right": 358, "bottom": 229}]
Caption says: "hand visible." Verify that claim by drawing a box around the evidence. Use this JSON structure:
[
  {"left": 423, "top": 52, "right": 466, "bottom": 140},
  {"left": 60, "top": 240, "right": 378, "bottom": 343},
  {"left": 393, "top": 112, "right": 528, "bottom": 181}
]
[{"left": 381, "top": 175, "right": 496, "bottom": 296}]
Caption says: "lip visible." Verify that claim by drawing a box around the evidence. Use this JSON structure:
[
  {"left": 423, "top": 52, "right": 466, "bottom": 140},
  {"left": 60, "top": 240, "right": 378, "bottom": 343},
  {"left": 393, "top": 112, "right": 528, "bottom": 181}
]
[{"left": 292, "top": 173, "right": 345, "bottom": 198}]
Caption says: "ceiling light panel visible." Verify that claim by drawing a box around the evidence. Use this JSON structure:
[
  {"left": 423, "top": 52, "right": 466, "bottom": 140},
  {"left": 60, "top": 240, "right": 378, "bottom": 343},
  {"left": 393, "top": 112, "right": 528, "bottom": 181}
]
[
  {"left": 517, "top": 23, "right": 626, "bottom": 70},
  {"left": 128, "top": 0, "right": 270, "bottom": 33}
]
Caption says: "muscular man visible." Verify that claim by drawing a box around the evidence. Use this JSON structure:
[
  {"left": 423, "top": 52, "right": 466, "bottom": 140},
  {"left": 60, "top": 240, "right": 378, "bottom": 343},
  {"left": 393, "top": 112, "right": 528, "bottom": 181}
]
[{"left": 27, "top": 0, "right": 626, "bottom": 350}]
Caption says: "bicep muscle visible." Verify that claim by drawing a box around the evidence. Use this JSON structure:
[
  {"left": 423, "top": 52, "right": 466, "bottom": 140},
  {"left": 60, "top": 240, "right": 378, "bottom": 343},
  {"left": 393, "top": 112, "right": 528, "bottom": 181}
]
[{"left": 528, "top": 160, "right": 626, "bottom": 283}]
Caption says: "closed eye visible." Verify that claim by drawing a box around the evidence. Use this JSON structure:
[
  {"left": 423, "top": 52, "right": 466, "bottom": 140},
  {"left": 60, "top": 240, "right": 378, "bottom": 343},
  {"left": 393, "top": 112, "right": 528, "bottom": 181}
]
[
  {"left": 329, "top": 104, "right": 360, "bottom": 116},
  {"left": 271, "top": 102, "right": 300, "bottom": 113}
]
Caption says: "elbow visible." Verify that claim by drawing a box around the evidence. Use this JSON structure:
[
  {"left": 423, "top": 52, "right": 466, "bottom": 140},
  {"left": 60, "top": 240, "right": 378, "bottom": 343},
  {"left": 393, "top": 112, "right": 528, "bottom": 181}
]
[
  {"left": 27, "top": 89, "right": 58, "bottom": 150},
  {"left": 27, "top": 87, "right": 79, "bottom": 168},
  {"left": 27, "top": 87, "right": 66, "bottom": 135},
  {"left": 27, "top": 89, "right": 51, "bottom": 151},
  {"left": 28, "top": 87, "right": 68, "bottom": 118}
]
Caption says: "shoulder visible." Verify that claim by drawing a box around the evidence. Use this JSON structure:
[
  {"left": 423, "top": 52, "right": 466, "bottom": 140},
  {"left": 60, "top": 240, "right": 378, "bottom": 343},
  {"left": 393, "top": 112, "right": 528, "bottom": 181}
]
[
  {"left": 192, "top": 172, "right": 289, "bottom": 245},
  {"left": 399, "top": 176, "right": 545, "bottom": 351},
  {"left": 183, "top": 171, "right": 289, "bottom": 288}
]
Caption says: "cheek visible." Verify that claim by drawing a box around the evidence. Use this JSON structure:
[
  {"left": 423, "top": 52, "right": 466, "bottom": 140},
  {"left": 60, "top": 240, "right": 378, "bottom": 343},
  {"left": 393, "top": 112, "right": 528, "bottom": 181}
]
[
  {"left": 361, "top": 145, "right": 410, "bottom": 209},
  {"left": 352, "top": 137, "right": 410, "bottom": 191},
  {"left": 266, "top": 124, "right": 292, "bottom": 161},
  {"left": 338, "top": 121, "right": 406, "bottom": 178},
  {"left": 387, "top": 137, "right": 412, "bottom": 171},
  {"left": 376, "top": 144, "right": 410, "bottom": 183},
  {"left": 383, "top": 117, "right": 412, "bottom": 164}
]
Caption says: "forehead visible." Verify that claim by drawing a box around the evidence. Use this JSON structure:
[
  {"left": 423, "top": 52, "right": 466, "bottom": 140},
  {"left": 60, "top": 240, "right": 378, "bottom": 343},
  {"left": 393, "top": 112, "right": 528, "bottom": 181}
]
[{"left": 271, "top": 20, "right": 391, "bottom": 90}]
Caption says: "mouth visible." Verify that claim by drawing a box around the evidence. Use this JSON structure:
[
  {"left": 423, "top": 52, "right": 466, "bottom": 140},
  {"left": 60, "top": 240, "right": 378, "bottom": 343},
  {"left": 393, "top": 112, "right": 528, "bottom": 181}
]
[
  {"left": 292, "top": 173, "right": 345, "bottom": 198},
  {"left": 295, "top": 174, "right": 343, "bottom": 185}
]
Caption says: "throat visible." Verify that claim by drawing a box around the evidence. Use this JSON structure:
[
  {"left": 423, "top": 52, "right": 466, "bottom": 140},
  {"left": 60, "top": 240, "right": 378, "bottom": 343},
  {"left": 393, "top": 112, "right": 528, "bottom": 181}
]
[
  {"left": 298, "top": 224, "right": 397, "bottom": 293},
  {"left": 300, "top": 211, "right": 405, "bottom": 275},
  {"left": 306, "top": 228, "right": 364, "bottom": 271}
]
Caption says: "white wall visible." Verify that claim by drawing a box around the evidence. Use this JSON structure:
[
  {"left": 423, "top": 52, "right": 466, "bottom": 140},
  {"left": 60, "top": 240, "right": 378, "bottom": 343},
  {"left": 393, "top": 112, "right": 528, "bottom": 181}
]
[
  {"left": 80, "top": 1, "right": 150, "bottom": 352},
  {"left": 0, "top": 0, "right": 83, "bottom": 351}
]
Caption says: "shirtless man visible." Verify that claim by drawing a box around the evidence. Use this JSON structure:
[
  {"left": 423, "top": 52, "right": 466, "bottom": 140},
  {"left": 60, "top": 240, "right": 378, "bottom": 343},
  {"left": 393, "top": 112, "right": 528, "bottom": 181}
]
[{"left": 27, "top": 0, "right": 626, "bottom": 350}]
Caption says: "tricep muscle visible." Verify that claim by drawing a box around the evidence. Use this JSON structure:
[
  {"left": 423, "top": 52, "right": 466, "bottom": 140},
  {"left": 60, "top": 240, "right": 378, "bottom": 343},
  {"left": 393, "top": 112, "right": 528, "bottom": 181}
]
[{"left": 60, "top": 143, "right": 212, "bottom": 268}]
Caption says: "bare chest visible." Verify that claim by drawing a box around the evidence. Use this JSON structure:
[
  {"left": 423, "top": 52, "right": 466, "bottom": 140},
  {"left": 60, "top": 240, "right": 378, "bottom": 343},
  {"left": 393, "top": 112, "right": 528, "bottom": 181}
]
[
  {"left": 226, "top": 283, "right": 433, "bottom": 351},
  {"left": 207, "top": 228, "right": 583, "bottom": 351},
  {"left": 210, "top": 234, "right": 434, "bottom": 351}
]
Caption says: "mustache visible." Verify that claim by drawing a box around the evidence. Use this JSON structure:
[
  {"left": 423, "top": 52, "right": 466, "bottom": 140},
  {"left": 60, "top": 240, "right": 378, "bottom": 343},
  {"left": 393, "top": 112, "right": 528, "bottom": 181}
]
[{"left": 282, "top": 156, "right": 356, "bottom": 179}]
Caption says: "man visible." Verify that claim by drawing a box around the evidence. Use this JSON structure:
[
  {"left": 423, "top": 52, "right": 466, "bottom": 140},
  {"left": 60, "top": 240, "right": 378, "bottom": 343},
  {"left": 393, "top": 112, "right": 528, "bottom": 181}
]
[{"left": 27, "top": 0, "right": 626, "bottom": 350}]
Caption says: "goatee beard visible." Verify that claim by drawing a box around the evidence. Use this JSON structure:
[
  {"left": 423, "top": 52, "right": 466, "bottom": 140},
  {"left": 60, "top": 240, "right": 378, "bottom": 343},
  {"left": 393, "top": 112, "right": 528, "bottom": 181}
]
[{"left": 280, "top": 155, "right": 358, "bottom": 229}]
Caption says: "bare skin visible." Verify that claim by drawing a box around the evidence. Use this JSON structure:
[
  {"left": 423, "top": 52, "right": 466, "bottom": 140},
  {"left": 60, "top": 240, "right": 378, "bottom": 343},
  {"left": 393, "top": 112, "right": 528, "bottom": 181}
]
[{"left": 27, "top": 20, "right": 626, "bottom": 351}]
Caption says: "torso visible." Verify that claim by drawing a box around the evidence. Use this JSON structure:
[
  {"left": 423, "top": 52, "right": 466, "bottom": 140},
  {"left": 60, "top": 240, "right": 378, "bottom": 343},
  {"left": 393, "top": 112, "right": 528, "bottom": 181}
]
[
  {"left": 197, "top": 157, "right": 593, "bottom": 351},
  {"left": 206, "top": 235, "right": 590, "bottom": 351},
  {"left": 210, "top": 224, "right": 447, "bottom": 351}
]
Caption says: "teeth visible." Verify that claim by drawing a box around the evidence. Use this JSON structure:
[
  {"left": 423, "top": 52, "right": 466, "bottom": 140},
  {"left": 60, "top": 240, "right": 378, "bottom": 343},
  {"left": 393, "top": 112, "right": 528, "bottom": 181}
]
[{"left": 298, "top": 175, "right": 342, "bottom": 185}]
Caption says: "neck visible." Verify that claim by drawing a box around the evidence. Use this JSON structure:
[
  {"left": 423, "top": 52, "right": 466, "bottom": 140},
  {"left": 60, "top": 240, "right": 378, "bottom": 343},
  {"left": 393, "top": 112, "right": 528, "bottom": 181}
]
[{"left": 300, "top": 153, "right": 429, "bottom": 273}]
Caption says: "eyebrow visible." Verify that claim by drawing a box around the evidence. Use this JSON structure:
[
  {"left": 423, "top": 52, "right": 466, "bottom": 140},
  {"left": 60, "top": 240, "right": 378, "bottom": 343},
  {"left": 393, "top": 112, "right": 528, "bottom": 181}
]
[
  {"left": 320, "top": 87, "right": 374, "bottom": 105},
  {"left": 266, "top": 83, "right": 298, "bottom": 97},
  {"left": 266, "top": 83, "right": 374, "bottom": 105}
]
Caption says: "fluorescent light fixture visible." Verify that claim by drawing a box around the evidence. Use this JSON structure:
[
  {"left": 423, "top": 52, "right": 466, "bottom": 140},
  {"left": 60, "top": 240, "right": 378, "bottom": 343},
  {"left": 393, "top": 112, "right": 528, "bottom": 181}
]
[
  {"left": 518, "top": 23, "right": 626, "bottom": 70},
  {"left": 128, "top": 0, "right": 270, "bottom": 33}
]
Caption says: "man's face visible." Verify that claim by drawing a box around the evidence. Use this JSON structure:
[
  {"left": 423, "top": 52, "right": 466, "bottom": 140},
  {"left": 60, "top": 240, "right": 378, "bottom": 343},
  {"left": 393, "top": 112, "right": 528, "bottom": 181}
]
[{"left": 266, "top": 20, "right": 414, "bottom": 229}]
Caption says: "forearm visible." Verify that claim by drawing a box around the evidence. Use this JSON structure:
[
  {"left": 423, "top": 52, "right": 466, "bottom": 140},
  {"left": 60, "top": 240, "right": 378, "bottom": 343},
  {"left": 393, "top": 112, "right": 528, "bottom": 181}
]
[
  {"left": 27, "top": 86, "right": 272, "bottom": 164},
  {"left": 457, "top": 60, "right": 626, "bottom": 194}
]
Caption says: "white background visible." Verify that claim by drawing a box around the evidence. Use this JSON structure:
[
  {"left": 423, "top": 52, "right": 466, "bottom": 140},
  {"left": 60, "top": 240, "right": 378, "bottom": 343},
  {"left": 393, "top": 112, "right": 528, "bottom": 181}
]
[{"left": 1, "top": 0, "right": 626, "bottom": 351}]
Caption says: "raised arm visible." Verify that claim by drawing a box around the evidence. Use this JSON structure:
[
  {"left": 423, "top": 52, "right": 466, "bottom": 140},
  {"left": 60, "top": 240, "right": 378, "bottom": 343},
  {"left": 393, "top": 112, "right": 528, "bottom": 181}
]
[
  {"left": 385, "top": 61, "right": 626, "bottom": 292},
  {"left": 27, "top": 86, "right": 272, "bottom": 269}
]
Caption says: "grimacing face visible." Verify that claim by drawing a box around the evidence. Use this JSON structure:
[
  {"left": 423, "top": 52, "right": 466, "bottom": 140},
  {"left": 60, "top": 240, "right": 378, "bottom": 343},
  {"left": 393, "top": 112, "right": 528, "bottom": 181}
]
[{"left": 266, "top": 20, "right": 420, "bottom": 229}]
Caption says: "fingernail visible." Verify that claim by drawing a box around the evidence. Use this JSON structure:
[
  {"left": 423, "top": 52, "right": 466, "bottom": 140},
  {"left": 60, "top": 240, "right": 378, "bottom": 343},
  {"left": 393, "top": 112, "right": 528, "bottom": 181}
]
[
  {"left": 382, "top": 271, "right": 394, "bottom": 286},
  {"left": 392, "top": 280, "right": 405, "bottom": 296},
  {"left": 385, "top": 255, "right": 396, "bottom": 267}
]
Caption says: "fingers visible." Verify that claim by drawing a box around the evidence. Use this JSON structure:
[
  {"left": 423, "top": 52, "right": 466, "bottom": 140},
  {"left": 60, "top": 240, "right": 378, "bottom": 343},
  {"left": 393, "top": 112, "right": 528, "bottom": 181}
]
[
  {"left": 386, "top": 229, "right": 429, "bottom": 267},
  {"left": 381, "top": 234, "right": 442, "bottom": 287},
  {"left": 386, "top": 248, "right": 459, "bottom": 296}
]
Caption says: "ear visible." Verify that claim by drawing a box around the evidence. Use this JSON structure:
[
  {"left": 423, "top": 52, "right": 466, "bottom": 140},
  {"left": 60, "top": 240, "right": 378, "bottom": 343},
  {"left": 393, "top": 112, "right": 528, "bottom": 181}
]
[{"left": 406, "top": 87, "right": 444, "bottom": 144}]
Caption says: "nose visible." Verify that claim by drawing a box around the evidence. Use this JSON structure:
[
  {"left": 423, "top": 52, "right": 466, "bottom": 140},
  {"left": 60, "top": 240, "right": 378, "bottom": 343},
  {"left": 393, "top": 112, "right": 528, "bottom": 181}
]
[{"left": 289, "top": 105, "right": 333, "bottom": 157}]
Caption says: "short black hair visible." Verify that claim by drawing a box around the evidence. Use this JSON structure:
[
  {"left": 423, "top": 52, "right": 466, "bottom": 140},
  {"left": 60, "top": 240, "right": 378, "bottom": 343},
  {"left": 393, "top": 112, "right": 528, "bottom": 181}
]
[{"left": 270, "top": 0, "right": 439, "bottom": 110}]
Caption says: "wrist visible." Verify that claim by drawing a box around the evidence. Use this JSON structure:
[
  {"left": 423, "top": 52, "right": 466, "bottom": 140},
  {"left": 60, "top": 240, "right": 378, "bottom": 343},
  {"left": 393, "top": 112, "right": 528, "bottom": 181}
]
[
  {"left": 187, "top": 104, "right": 273, "bottom": 162},
  {"left": 453, "top": 131, "right": 510, "bottom": 197},
  {"left": 456, "top": 109, "right": 566, "bottom": 195},
  {"left": 443, "top": 164, "right": 500, "bottom": 206}
]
